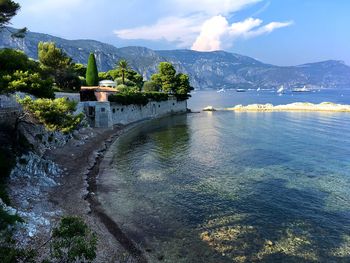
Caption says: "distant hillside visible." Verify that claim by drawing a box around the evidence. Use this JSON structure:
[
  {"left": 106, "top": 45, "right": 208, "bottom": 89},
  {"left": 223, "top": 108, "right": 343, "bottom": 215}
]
[{"left": 1, "top": 27, "right": 350, "bottom": 90}]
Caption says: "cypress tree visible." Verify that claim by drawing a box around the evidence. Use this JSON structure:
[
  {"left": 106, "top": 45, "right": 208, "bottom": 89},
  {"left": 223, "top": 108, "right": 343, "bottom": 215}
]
[{"left": 86, "top": 53, "right": 99, "bottom": 86}]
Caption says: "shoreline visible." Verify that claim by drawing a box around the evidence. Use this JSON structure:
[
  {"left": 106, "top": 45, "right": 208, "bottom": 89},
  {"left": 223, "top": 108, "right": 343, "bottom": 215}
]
[
  {"left": 47, "top": 113, "right": 187, "bottom": 262},
  {"left": 47, "top": 123, "right": 148, "bottom": 262}
]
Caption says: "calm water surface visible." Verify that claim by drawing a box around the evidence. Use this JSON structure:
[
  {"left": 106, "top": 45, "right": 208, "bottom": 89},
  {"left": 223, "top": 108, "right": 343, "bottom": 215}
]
[{"left": 98, "top": 90, "right": 350, "bottom": 262}]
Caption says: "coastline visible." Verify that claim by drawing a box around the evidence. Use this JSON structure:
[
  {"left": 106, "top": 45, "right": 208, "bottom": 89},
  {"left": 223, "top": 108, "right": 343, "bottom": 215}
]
[
  {"left": 47, "top": 123, "right": 147, "bottom": 262},
  {"left": 46, "top": 113, "right": 188, "bottom": 262}
]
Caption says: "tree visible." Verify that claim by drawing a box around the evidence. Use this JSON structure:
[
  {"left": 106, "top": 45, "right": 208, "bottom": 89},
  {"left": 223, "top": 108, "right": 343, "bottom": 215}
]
[
  {"left": 38, "top": 42, "right": 81, "bottom": 91},
  {"left": 86, "top": 53, "right": 99, "bottom": 86},
  {"left": 38, "top": 42, "right": 72, "bottom": 70},
  {"left": 72, "top": 63, "right": 87, "bottom": 78},
  {"left": 2, "top": 70, "right": 54, "bottom": 98},
  {"left": 0, "top": 0, "right": 27, "bottom": 38},
  {"left": 175, "top": 73, "right": 193, "bottom": 99},
  {"left": 0, "top": 0, "right": 19, "bottom": 28},
  {"left": 143, "top": 81, "right": 160, "bottom": 92},
  {"left": 117, "top": 59, "right": 129, "bottom": 85}
]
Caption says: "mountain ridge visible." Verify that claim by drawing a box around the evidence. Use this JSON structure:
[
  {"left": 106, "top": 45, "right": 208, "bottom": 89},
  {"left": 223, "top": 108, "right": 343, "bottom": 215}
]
[{"left": 1, "top": 27, "right": 349, "bottom": 89}]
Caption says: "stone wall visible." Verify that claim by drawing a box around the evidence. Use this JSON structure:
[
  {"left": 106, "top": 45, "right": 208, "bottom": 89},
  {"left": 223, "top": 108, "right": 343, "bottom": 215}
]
[{"left": 78, "top": 98, "right": 187, "bottom": 128}]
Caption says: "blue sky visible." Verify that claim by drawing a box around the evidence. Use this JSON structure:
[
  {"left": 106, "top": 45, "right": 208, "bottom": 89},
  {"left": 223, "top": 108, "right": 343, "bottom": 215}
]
[{"left": 11, "top": 0, "right": 350, "bottom": 66}]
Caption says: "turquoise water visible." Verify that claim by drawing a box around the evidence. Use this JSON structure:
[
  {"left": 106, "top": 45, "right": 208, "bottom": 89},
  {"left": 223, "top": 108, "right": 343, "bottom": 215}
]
[{"left": 98, "top": 90, "right": 350, "bottom": 262}]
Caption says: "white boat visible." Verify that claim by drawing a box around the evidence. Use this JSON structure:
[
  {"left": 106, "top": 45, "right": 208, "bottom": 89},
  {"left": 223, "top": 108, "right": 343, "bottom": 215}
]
[
  {"left": 217, "top": 88, "right": 225, "bottom": 93},
  {"left": 236, "top": 89, "right": 246, "bottom": 92},
  {"left": 292, "top": 85, "right": 311, "bottom": 92},
  {"left": 277, "top": 85, "right": 285, "bottom": 94},
  {"left": 257, "top": 88, "right": 261, "bottom": 91}
]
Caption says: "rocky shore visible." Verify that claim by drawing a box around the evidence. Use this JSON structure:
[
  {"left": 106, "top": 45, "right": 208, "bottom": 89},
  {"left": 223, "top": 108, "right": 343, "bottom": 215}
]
[{"left": 226, "top": 102, "right": 350, "bottom": 112}]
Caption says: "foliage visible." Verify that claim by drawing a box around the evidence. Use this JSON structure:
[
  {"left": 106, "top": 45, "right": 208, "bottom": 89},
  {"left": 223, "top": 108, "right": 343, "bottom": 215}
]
[
  {"left": 115, "top": 77, "right": 136, "bottom": 87},
  {"left": 0, "top": 49, "right": 55, "bottom": 98},
  {"left": 154, "top": 62, "right": 177, "bottom": 93},
  {"left": 144, "top": 91, "right": 169, "bottom": 102},
  {"left": 98, "top": 71, "right": 112, "bottom": 81},
  {"left": 109, "top": 91, "right": 169, "bottom": 106},
  {"left": 116, "top": 84, "right": 139, "bottom": 93},
  {"left": 0, "top": 0, "right": 20, "bottom": 27},
  {"left": 107, "top": 61, "right": 144, "bottom": 89},
  {"left": 117, "top": 59, "right": 129, "bottom": 85},
  {"left": 0, "top": 48, "right": 39, "bottom": 73},
  {"left": 143, "top": 81, "right": 160, "bottom": 92},
  {"left": 109, "top": 92, "right": 148, "bottom": 106},
  {"left": 18, "top": 96, "right": 83, "bottom": 134},
  {"left": 72, "top": 63, "right": 87, "bottom": 78},
  {"left": 38, "top": 42, "right": 72, "bottom": 70},
  {"left": 1, "top": 70, "right": 54, "bottom": 98},
  {"left": 150, "top": 62, "right": 193, "bottom": 99},
  {"left": 86, "top": 53, "right": 99, "bottom": 86},
  {"left": 174, "top": 73, "right": 193, "bottom": 100},
  {"left": 49, "top": 216, "right": 97, "bottom": 263},
  {"left": 38, "top": 42, "right": 81, "bottom": 92}
]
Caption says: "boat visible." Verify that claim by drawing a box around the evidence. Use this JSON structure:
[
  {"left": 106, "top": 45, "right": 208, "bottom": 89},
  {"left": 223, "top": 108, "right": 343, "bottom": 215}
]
[
  {"left": 217, "top": 88, "right": 225, "bottom": 93},
  {"left": 277, "top": 85, "right": 285, "bottom": 94},
  {"left": 292, "top": 85, "right": 311, "bottom": 92},
  {"left": 236, "top": 89, "right": 246, "bottom": 92},
  {"left": 257, "top": 88, "right": 261, "bottom": 92}
]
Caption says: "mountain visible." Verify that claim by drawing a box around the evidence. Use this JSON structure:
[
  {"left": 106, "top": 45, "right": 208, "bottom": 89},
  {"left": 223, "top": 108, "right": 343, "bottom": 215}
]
[{"left": 1, "top": 27, "right": 350, "bottom": 90}]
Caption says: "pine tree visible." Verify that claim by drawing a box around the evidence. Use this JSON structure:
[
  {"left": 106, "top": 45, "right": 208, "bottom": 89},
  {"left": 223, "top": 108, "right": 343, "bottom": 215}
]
[{"left": 86, "top": 53, "right": 99, "bottom": 86}]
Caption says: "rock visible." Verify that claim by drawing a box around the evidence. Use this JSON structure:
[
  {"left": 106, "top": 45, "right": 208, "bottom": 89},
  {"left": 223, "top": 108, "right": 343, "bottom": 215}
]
[{"left": 203, "top": 106, "right": 216, "bottom": 111}]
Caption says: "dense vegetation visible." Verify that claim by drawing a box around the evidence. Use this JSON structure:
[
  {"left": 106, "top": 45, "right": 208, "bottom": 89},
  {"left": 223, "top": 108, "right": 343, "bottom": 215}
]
[
  {"left": 0, "top": 48, "right": 54, "bottom": 98},
  {"left": 109, "top": 91, "right": 169, "bottom": 106},
  {"left": 18, "top": 96, "right": 84, "bottom": 134},
  {"left": 38, "top": 42, "right": 82, "bottom": 92}
]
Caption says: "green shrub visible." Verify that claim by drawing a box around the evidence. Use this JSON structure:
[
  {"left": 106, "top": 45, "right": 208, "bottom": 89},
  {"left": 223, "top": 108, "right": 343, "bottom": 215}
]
[
  {"left": 109, "top": 92, "right": 148, "bottom": 106},
  {"left": 85, "top": 53, "right": 98, "bottom": 86},
  {"left": 50, "top": 216, "right": 97, "bottom": 263},
  {"left": 144, "top": 92, "right": 169, "bottom": 102},
  {"left": 108, "top": 91, "right": 169, "bottom": 106},
  {"left": 18, "top": 96, "right": 83, "bottom": 134}
]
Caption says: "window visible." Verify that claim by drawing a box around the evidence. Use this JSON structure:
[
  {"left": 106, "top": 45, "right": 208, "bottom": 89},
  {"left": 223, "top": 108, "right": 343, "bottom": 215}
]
[
  {"left": 101, "top": 107, "right": 105, "bottom": 112},
  {"left": 121, "top": 108, "right": 124, "bottom": 112},
  {"left": 112, "top": 108, "right": 116, "bottom": 113},
  {"left": 88, "top": 106, "right": 95, "bottom": 116}
]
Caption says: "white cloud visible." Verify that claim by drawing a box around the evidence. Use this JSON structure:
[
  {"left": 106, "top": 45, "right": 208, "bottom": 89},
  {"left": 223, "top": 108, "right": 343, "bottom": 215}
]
[
  {"left": 114, "top": 15, "right": 203, "bottom": 47},
  {"left": 114, "top": 0, "right": 293, "bottom": 50},
  {"left": 192, "top": 16, "right": 293, "bottom": 51}
]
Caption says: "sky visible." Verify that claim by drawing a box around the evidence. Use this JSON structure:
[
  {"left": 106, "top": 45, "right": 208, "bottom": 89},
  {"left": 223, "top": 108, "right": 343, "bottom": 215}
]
[{"left": 11, "top": 0, "right": 350, "bottom": 66}]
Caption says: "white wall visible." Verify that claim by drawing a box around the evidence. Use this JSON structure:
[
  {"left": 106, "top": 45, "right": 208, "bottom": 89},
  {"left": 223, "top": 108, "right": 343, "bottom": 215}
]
[{"left": 78, "top": 99, "right": 187, "bottom": 128}]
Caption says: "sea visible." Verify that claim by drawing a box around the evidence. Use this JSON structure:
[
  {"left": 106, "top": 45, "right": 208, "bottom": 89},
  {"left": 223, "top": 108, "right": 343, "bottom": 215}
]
[{"left": 97, "top": 88, "right": 350, "bottom": 262}]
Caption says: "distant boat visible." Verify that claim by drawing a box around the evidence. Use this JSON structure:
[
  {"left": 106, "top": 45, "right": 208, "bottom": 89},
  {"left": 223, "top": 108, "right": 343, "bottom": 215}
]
[
  {"left": 292, "top": 86, "right": 311, "bottom": 92},
  {"left": 257, "top": 88, "right": 261, "bottom": 92},
  {"left": 217, "top": 88, "right": 225, "bottom": 93},
  {"left": 236, "top": 89, "right": 246, "bottom": 92},
  {"left": 277, "top": 85, "right": 285, "bottom": 94}
]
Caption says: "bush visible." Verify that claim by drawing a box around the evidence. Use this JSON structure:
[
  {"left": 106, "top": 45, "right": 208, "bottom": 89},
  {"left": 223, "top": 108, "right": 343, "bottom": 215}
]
[
  {"left": 109, "top": 92, "right": 148, "bottom": 106},
  {"left": 108, "top": 91, "right": 169, "bottom": 106},
  {"left": 144, "top": 92, "right": 169, "bottom": 102},
  {"left": 50, "top": 216, "right": 97, "bottom": 263},
  {"left": 18, "top": 96, "right": 83, "bottom": 134}
]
